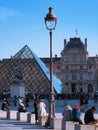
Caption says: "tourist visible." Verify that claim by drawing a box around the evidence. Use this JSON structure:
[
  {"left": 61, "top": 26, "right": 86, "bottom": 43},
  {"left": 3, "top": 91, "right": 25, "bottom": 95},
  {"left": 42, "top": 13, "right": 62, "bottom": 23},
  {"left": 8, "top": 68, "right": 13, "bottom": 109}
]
[
  {"left": 33, "top": 99, "right": 40, "bottom": 124},
  {"left": 72, "top": 104, "right": 83, "bottom": 124},
  {"left": 18, "top": 97, "right": 27, "bottom": 112},
  {"left": 13, "top": 95, "right": 17, "bottom": 106},
  {"left": 37, "top": 99, "right": 47, "bottom": 116},
  {"left": 1, "top": 98, "right": 9, "bottom": 111},
  {"left": 62, "top": 105, "right": 73, "bottom": 121},
  {"left": 79, "top": 93, "right": 85, "bottom": 112},
  {"left": 25, "top": 95, "right": 29, "bottom": 107},
  {"left": 84, "top": 106, "right": 98, "bottom": 124}
]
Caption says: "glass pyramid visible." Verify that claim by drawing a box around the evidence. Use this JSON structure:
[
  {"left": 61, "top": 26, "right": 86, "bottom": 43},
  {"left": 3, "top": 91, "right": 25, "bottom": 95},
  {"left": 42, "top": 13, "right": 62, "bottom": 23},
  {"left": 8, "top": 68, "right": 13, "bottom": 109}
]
[{"left": 0, "top": 45, "right": 62, "bottom": 95}]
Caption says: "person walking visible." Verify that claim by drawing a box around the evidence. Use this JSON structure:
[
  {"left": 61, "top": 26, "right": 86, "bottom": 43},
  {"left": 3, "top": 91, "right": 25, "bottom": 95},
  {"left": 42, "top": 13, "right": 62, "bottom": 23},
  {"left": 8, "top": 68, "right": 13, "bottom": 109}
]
[
  {"left": 33, "top": 99, "right": 40, "bottom": 124},
  {"left": 13, "top": 95, "right": 17, "bottom": 106},
  {"left": 37, "top": 99, "right": 47, "bottom": 116},
  {"left": 84, "top": 94, "right": 89, "bottom": 111},
  {"left": 80, "top": 93, "right": 85, "bottom": 112},
  {"left": 25, "top": 96, "right": 29, "bottom": 107}
]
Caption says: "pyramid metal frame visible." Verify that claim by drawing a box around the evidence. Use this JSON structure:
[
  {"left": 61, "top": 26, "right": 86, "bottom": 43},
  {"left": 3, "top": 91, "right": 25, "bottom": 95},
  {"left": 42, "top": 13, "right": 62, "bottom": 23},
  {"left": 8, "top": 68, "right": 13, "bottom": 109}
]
[{"left": 0, "top": 45, "right": 62, "bottom": 96}]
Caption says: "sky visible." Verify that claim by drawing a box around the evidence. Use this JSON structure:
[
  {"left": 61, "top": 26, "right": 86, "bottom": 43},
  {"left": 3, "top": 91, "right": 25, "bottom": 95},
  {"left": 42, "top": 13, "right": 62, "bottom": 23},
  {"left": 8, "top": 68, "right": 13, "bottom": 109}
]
[{"left": 0, "top": 0, "right": 98, "bottom": 60}]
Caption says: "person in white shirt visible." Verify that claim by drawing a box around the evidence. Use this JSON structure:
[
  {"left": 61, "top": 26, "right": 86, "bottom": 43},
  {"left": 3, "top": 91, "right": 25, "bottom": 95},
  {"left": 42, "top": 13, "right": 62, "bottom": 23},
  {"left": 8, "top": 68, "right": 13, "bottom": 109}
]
[
  {"left": 37, "top": 99, "right": 47, "bottom": 116},
  {"left": 18, "top": 97, "right": 27, "bottom": 112}
]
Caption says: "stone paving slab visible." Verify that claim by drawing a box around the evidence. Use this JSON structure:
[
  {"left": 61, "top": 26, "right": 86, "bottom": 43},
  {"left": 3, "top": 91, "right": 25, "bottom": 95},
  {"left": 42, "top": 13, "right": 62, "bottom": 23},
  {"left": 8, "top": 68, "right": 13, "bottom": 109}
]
[
  {"left": 0, "top": 119, "right": 53, "bottom": 130},
  {"left": 0, "top": 127, "right": 22, "bottom": 130}
]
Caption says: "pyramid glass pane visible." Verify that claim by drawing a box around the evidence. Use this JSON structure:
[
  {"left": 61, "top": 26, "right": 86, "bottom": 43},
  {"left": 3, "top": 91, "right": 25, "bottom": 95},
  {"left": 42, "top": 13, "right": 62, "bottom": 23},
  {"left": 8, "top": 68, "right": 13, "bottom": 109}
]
[{"left": 0, "top": 45, "right": 62, "bottom": 95}]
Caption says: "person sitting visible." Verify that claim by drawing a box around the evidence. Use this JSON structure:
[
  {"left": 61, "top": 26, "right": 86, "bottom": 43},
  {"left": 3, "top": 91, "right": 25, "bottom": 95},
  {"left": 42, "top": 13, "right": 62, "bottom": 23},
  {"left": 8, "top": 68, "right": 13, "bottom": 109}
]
[
  {"left": 84, "top": 106, "right": 98, "bottom": 124},
  {"left": 72, "top": 104, "right": 83, "bottom": 124},
  {"left": 18, "top": 97, "right": 27, "bottom": 112},
  {"left": 1, "top": 98, "right": 9, "bottom": 111},
  {"left": 62, "top": 105, "right": 73, "bottom": 121}
]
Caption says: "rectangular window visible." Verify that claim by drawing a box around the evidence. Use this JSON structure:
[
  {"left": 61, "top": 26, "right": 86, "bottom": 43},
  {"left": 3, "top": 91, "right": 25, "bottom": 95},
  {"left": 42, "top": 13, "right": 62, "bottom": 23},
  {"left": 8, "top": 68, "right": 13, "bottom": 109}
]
[{"left": 72, "top": 73, "right": 77, "bottom": 80}]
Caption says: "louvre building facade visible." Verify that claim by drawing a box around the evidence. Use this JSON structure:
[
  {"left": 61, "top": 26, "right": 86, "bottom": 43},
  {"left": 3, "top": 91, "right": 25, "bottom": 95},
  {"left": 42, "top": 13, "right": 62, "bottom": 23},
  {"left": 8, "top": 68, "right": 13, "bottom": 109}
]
[
  {"left": 0, "top": 37, "right": 98, "bottom": 98},
  {"left": 51, "top": 37, "right": 98, "bottom": 97}
]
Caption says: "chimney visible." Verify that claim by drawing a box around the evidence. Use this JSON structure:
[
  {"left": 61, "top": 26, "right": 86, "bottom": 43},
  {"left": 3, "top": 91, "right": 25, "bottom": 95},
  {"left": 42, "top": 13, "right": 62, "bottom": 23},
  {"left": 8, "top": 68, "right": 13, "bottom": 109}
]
[
  {"left": 85, "top": 38, "right": 87, "bottom": 49},
  {"left": 55, "top": 54, "right": 57, "bottom": 58},
  {"left": 64, "top": 39, "right": 66, "bottom": 47}
]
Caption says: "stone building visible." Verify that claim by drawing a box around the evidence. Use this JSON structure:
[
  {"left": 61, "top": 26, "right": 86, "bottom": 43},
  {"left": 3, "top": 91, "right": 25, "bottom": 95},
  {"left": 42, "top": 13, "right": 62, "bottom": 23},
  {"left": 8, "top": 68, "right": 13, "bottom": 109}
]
[
  {"left": 0, "top": 37, "right": 98, "bottom": 98},
  {"left": 50, "top": 37, "right": 98, "bottom": 97}
]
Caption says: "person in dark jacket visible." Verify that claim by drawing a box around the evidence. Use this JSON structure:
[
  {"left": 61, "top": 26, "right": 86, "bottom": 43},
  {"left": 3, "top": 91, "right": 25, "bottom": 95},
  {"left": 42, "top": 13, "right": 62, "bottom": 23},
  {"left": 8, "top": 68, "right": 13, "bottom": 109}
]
[
  {"left": 72, "top": 104, "right": 83, "bottom": 124},
  {"left": 1, "top": 98, "right": 9, "bottom": 111},
  {"left": 33, "top": 99, "right": 40, "bottom": 124},
  {"left": 84, "top": 106, "right": 98, "bottom": 124},
  {"left": 62, "top": 105, "right": 73, "bottom": 121}
]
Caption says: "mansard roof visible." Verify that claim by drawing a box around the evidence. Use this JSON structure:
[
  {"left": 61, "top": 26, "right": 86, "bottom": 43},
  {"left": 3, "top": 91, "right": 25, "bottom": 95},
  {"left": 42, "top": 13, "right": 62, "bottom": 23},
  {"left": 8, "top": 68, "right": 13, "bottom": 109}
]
[{"left": 64, "top": 37, "right": 86, "bottom": 51}]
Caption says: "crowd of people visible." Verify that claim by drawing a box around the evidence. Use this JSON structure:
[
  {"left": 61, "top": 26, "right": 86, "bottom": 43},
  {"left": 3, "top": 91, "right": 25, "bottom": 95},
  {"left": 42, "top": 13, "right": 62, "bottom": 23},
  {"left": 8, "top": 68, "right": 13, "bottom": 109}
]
[
  {"left": 0, "top": 95, "right": 47, "bottom": 124},
  {"left": 62, "top": 104, "right": 98, "bottom": 125},
  {"left": 0, "top": 94, "right": 98, "bottom": 125}
]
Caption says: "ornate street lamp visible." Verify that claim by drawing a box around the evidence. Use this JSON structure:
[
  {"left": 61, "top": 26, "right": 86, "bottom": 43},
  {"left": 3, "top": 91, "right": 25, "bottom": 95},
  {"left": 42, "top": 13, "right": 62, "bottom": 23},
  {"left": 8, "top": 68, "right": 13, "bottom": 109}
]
[{"left": 44, "top": 7, "right": 57, "bottom": 126}]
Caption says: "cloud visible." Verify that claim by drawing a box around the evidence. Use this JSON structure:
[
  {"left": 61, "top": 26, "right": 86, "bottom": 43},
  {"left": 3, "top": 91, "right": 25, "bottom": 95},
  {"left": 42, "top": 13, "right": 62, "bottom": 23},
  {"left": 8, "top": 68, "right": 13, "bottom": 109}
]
[{"left": 0, "top": 6, "right": 25, "bottom": 20}]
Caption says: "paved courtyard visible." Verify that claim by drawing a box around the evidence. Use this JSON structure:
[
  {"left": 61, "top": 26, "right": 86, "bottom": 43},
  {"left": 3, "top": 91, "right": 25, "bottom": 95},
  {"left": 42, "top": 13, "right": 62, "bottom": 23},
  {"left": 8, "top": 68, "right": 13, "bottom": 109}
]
[
  {"left": 0, "top": 119, "right": 54, "bottom": 130},
  {"left": 0, "top": 98, "right": 98, "bottom": 130}
]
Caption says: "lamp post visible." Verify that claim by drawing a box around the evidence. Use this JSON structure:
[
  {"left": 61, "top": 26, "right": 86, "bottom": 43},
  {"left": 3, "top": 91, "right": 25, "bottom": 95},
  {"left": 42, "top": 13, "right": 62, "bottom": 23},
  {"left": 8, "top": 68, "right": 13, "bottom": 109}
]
[{"left": 44, "top": 7, "right": 57, "bottom": 124}]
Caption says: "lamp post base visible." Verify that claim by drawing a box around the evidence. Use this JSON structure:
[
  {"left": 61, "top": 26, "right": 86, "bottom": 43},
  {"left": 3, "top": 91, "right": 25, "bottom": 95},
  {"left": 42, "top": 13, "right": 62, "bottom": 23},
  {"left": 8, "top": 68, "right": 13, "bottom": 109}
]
[{"left": 44, "top": 95, "right": 55, "bottom": 127}]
